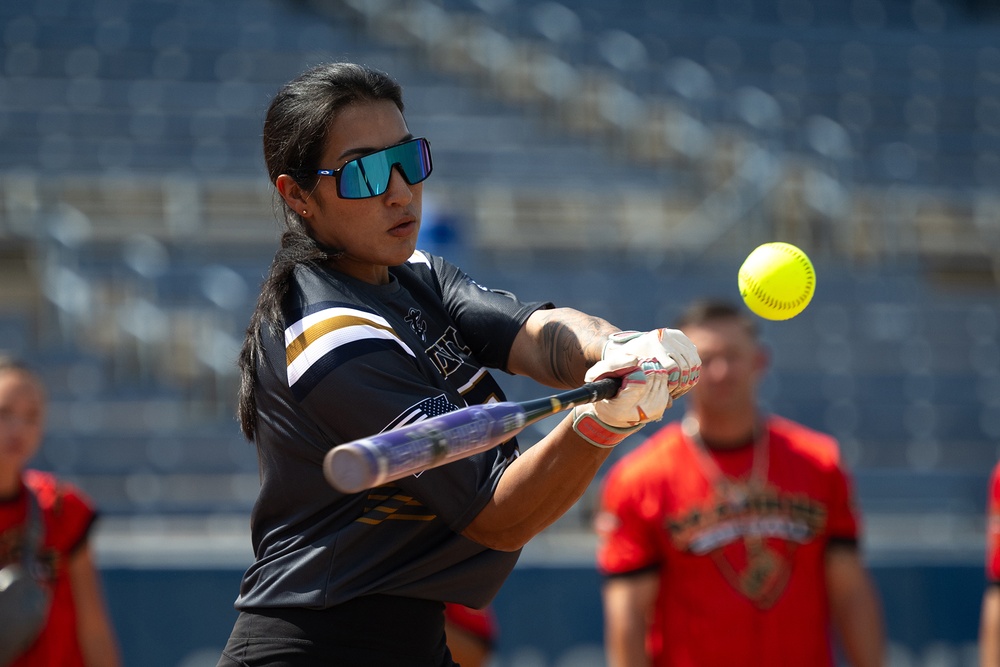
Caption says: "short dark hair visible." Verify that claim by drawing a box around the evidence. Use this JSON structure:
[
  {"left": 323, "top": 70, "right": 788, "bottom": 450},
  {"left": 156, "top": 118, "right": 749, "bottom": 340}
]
[{"left": 674, "top": 299, "right": 759, "bottom": 339}]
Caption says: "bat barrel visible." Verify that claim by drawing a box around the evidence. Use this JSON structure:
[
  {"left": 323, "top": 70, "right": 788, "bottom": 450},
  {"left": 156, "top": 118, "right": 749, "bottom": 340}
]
[
  {"left": 324, "top": 402, "right": 529, "bottom": 493},
  {"left": 323, "top": 377, "right": 623, "bottom": 494},
  {"left": 324, "top": 445, "right": 385, "bottom": 495}
]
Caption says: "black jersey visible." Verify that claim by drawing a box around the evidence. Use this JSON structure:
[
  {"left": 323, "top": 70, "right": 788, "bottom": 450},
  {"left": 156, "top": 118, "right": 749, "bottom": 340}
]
[{"left": 235, "top": 251, "right": 550, "bottom": 610}]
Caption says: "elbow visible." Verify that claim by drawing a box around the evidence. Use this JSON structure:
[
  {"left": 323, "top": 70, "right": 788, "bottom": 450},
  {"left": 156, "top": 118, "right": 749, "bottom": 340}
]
[
  {"left": 462, "top": 493, "right": 550, "bottom": 551},
  {"left": 483, "top": 540, "right": 526, "bottom": 553},
  {"left": 462, "top": 525, "right": 531, "bottom": 552}
]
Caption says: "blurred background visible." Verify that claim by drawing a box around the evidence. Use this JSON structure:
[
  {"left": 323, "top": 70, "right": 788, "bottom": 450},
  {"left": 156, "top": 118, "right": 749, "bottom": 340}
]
[{"left": 1, "top": 0, "right": 999, "bottom": 664}]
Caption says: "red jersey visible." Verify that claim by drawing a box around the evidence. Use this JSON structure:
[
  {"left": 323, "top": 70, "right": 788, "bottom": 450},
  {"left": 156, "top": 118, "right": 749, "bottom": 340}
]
[
  {"left": 596, "top": 416, "right": 860, "bottom": 667},
  {"left": 444, "top": 602, "right": 499, "bottom": 648},
  {"left": 0, "top": 470, "right": 97, "bottom": 667},
  {"left": 986, "top": 461, "right": 1000, "bottom": 582}
]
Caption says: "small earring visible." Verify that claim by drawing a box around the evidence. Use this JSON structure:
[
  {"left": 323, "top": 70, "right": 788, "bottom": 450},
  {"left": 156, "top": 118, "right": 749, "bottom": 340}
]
[{"left": 301, "top": 210, "right": 308, "bottom": 215}]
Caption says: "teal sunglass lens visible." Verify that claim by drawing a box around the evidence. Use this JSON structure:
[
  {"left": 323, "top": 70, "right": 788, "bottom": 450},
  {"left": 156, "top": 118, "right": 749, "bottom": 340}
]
[
  {"left": 341, "top": 157, "right": 391, "bottom": 198},
  {"left": 337, "top": 139, "right": 433, "bottom": 199}
]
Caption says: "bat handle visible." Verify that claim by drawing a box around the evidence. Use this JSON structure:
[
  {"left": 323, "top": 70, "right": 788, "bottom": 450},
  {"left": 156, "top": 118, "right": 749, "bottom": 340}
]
[
  {"left": 589, "top": 376, "right": 623, "bottom": 401},
  {"left": 518, "top": 375, "right": 624, "bottom": 425}
]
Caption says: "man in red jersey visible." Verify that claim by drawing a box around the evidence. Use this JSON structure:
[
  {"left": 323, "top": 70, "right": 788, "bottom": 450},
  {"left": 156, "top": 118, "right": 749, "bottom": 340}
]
[
  {"left": 979, "top": 461, "right": 1000, "bottom": 666},
  {"left": 596, "top": 299, "right": 884, "bottom": 667}
]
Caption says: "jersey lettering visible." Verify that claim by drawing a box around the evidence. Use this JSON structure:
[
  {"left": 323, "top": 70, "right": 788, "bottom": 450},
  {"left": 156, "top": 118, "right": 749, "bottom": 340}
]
[
  {"left": 427, "top": 327, "right": 473, "bottom": 378},
  {"left": 667, "top": 485, "right": 827, "bottom": 552},
  {"left": 666, "top": 482, "right": 828, "bottom": 607},
  {"left": 405, "top": 308, "right": 428, "bottom": 342}
]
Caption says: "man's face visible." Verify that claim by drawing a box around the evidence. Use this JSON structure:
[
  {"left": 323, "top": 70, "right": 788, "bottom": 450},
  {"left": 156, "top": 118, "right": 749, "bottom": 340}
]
[{"left": 682, "top": 318, "right": 765, "bottom": 416}]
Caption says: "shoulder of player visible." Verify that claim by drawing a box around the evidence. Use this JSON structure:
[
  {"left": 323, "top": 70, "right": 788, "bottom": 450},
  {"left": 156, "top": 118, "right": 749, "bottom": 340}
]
[
  {"left": 395, "top": 250, "right": 497, "bottom": 298},
  {"left": 283, "top": 267, "right": 397, "bottom": 334},
  {"left": 24, "top": 470, "right": 95, "bottom": 517},
  {"left": 606, "top": 422, "right": 687, "bottom": 481},
  {"left": 404, "top": 249, "right": 437, "bottom": 271},
  {"left": 767, "top": 415, "right": 843, "bottom": 465},
  {"left": 24, "top": 469, "right": 63, "bottom": 501},
  {"left": 388, "top": 249, "right": 442, "bottom": 282}
]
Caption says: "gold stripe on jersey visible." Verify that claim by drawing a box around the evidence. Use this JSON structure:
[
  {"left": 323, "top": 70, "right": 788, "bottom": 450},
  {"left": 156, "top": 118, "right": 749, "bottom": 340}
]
[
  {"left": 356, "top": 490, "right": 437, "bottom": 525},
  {"left": 283, "top": 307, "right": 416, "bottom": 388},
  {"left": 456, "top": 367, "right": 488, "bottom": 394},
  {"left": 285, "top": 315, "right": 394, "bottom": 365},
  {"left": 456, "top": 367, "right": 502, "bottom": 405}
]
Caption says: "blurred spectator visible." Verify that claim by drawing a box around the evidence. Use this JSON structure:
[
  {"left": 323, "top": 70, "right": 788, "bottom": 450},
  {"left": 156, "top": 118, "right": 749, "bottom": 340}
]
[
  {"left": 0, "top": 355, "right": 121, "bottom": 666},
  {"left": 595, "top": 299, "right": 884, "bottom": 667}
]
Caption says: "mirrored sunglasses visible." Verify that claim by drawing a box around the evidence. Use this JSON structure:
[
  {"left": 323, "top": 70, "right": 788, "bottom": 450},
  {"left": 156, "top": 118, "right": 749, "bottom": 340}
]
[{"left": 315, "top": 137, "right": 433, "bottom": 199}]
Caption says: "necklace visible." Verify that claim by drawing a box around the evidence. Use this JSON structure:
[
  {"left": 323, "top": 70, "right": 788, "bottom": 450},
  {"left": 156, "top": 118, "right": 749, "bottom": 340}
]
[
  {"left": 682, "top": 414, "right": 791, "bottom": 607},
  {"left": 681, "top": 413, "right": 769, "bottom": 506}
]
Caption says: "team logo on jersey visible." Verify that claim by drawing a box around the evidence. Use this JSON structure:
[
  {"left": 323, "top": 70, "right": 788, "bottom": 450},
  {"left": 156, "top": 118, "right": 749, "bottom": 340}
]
[
  {"left": 426, "top": 326, "right": 473, "bottom": 378},
  {"left": 405, "top": 308, "right": 428, "bottom": 342},
  {"left": 386, "top": 394, "right": 460, "bottom": 431},
  {"left": 382, "top": 394, "right": 461, "bottom": 481},
  {"left": 667, "top": 483, "right": 827, "bottom": 608}
]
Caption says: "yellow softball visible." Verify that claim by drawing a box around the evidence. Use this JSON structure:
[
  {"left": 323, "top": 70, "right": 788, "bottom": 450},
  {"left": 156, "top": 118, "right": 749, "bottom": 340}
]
[{"left": 738, "top": 242, "right": 816, "bottom": 320}]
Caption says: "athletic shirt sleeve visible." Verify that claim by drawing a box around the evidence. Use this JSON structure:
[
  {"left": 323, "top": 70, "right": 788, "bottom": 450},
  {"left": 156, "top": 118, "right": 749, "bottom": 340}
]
[
  {"left": 595, "top": 447, "right": 664, "bottom": 576},
  {"left": 429, "top": 253, "right": 552, "bottom": 372},
  {"left": 824, "top": 458, "right": 860, "bottom": 543},
  {"left": 772, "top": 418, "right": 860, "bottom": 545},
  {"left": 987, "top": 461, "right": 1000, "bottom": 582}
]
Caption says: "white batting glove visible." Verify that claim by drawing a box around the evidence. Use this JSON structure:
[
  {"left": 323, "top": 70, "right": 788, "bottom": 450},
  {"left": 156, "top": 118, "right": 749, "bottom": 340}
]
[
  {"left": 602, "top": 329, "right": 701, "bottom": 399},
  {"left": 571, "top": 358, "right": 674, "bottom": 448}
]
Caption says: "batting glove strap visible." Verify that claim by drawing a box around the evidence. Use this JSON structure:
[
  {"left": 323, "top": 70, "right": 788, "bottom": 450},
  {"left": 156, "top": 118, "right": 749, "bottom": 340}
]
[
  {"left": 571, "top": 405, "right": 643, "bottom": 449},
  {"left": 602, "top": 330, "right": 644, "bottom": 357}
]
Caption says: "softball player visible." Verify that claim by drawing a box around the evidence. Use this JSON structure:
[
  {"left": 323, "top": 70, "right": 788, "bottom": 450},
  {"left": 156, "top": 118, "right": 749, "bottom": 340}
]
[{"left": 216, "top": 62, "right": 700, "bottom": 666}]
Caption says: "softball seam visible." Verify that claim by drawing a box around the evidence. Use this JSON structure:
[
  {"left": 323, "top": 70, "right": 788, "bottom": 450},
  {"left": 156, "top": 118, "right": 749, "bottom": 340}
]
[{"left": 740, "top": 245, "right": 815, "bottom": 312}]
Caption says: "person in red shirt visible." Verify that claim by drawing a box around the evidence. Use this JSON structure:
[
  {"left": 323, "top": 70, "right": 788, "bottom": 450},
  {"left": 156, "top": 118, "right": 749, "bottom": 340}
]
[
  {"left": 0, "top": 355, "right": 121, "bottom": 666},
  {"left": 979, "top": 461, "right": 1000, "bottom": 666},
  {"left": 596, "top": 299, "right": 885, "bottom": 667}
]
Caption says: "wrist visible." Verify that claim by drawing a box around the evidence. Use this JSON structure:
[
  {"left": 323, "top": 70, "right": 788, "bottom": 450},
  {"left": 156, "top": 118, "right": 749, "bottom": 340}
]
[{"left": 571, "top": 405, "right": 643, "bottom": 448}]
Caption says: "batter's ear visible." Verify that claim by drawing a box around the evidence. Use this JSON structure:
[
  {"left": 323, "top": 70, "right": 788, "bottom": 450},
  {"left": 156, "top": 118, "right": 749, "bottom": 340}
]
[{"left": 275, "top": 174, "right": 310, "bottom": 216}]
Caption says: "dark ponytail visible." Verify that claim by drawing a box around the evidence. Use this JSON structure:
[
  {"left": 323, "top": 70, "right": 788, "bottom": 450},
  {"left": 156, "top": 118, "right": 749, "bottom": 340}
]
[{"left": 238, "top": 63, "right": 404, "bottom": 441}]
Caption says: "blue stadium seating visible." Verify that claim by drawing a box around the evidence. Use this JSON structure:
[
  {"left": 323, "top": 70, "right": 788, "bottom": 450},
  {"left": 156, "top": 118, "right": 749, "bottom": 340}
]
[{"left": 1, "top": 0, "right": 998, "bottom": 524}]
